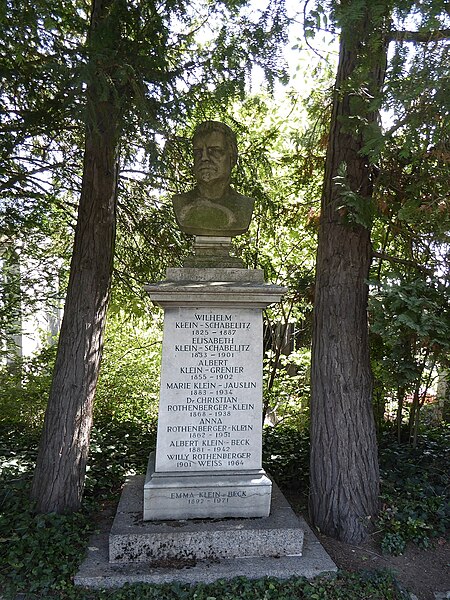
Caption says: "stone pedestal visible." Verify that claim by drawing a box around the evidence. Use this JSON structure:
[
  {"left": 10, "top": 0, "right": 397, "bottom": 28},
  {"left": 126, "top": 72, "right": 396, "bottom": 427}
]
[
  {"left": 74, "top": 475, "right": 338, "bottom": 587},
  {"left": 111, "top": 475, "right": 304, "bottom": 564},
  {"left": 143, "top": 268, "right": 285, "bottom": 521},
  {"left": 184, "top": 236, "right": 244, "bottom": 268},
  {"left": 74, "top": 269, "right": 338, "bottom": 588}
]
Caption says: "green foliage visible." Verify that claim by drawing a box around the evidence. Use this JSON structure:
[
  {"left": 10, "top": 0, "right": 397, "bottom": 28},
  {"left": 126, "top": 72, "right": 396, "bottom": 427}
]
[
  {"left": 377, "top": 426, "right": 450, "bottom": 554},
  {"left": 98, "top": 572, "right": 408, "bottom": 600},
  {"left": 369, "top": 1, "right": 450, "bottom": 287},
  {"left": 85, "top": 312, "right": 161, "bottom": 498},
  {"left": 0, "top": 307, "right": 164, "bottom": 431},
  {"left": 0, "top": 421, "right": 411, "bottom": 598},
  {"left": 0, "top": 478, "right": 92, "bottom": 596},
  {"left": 370, "top": 277, "right": 450, "bottom": 438},
  {"left": 263, "top": 349, "right": 311, "bottom": 426},
  {"left": 0, "top": 345, "right": 57, "bottom": 428},
  {"left": 334, "top": 163, "right": 377, "bottom": 228},
  {"left": 85, "top": 419, "right": 157, "bottom": 501},
  {"left": 0, "top": 416, "right": 157, "bottom": 596},
  {"left": 1, "top": 414, "right": 443, "bottom": 595},
  {"left": 0, "top": 505, "right": 410, "bottom": 600},
  {"left": 262, "top": 421, "right": 449, "bottom": 556},
  {"left": 263, "top": 423, "right": 310, "bottom": 490},
  {"left": 0, "top": 423, "right": 41, "bottom": 482},
  {"left": 0, "top": 0, "right": 290, "bottom": 338},
  {"left": 371, "top": 279, "right": 450, "bottom": 357},
  {"left": 94, "top": 311, "right": 163, "bottom": 424}
]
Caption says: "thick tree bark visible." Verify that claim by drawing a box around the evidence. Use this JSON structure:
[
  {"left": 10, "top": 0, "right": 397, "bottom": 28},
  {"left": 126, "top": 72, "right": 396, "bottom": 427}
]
[
  {"left": 31, "top": 0, "right": 120, "bottom": 513},
  {"left": 309, "top": 7, "right": 387, "bottom": 543}
]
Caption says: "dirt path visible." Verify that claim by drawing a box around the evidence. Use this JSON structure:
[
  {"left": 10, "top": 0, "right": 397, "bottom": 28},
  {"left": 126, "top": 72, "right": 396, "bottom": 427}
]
[
  {"left": 317, "top": 531, "right": 449, "bottom": 600},
  {"left": 285, "top": 490, "right": 449, "bottom": 600}
]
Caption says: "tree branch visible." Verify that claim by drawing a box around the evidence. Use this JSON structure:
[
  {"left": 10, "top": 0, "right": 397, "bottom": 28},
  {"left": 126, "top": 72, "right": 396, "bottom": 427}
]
[
  {"left": 388, "top": 29, "right": 450, "bottom": 43},
  {"left": 371, "top": 250, "right": 432, "bottom": 273}
]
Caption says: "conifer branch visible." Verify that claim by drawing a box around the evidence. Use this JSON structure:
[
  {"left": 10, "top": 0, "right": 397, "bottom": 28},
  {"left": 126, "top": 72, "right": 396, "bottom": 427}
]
[
  {"left": 388, "top": 29, "right": 450, "bottom": 43},
  {"left": 372, "top": 251, "right": 432, "bottom": 273}
]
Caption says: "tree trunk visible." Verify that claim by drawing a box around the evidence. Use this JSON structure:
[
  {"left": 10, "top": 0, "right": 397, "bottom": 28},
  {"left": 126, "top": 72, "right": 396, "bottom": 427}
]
[
  {"left": 31, "top": 0, "right": 120, "bottom": 513},
  {"left": 309, "top": 3, "right": 387, "bottom": 543},
  {"left": 396, "top": 386, "right": 405, "bottom": 443}
]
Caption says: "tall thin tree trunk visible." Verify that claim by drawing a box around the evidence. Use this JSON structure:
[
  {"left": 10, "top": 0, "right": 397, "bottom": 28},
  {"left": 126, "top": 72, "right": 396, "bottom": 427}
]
[
  {"left": 31, "top": 0, "right": 120, "bottom": 513},
  {"left": 396, "top": 386, "right": 405, "bottom": 443},
  {"left": 309, "top": 3, "right": 388, "bottom": 543}
]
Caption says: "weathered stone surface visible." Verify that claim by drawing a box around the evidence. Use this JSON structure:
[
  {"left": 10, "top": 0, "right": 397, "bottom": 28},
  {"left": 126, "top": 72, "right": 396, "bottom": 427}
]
[
  {"left": 144, "top": 272, "right": 285, "bottom": 521},
  {"left": 112, "top": 475, "right": 302, "bottom": 563},
  {"left": 173, "top": 190, "right": 254, "bottom": 238},
  {"left": 172, "top": 122, "right": 254, "bottom": 241},
  {"left": 144, "top": 279, "right": 285, "bottom": 308},
  {"left": 154, "top": 306, "right": 263, "bottom": 474},
  {"left": 144, "top": 454, "right": 272, "bottom": 520},
  {"left": 183, "top": 236, "right": 245, "bottom": 268},
  {"left": 74, "top": 476, "right": 338, "bottom": 589},
  {"left": 165, "top": 267, "right": 265, "bottom": 283}
]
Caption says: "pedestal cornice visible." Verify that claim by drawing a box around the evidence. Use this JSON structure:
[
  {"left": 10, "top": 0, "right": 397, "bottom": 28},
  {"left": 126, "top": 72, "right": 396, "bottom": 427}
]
[{"left": 144, "top": 268, "right": 286, "bottom": 308}]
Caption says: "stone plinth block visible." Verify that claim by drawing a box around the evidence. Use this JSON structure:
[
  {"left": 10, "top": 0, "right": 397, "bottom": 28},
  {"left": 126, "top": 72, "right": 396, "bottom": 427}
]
[
  {"left": 74, "top": 479, "right": 337, "bottom": 588},
  {"left": 144, "top": 454, "right": 271, "bottom": 520},
  {"left": 111, "top": 475, "right": 303, "bottom": 564},
  {"left": 154, "top": 306, "right": 263, "bottom": 475},
  {"left": 144, "top": 267, "right": 286, "bottom": 522},
  {"left": 166, "top": 267, "right": 265, "bottom": 283}
]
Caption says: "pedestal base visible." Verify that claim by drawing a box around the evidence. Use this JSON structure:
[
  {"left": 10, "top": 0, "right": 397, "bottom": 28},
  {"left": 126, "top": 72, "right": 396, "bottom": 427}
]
[
  {"left": 110, "top": 474, "right": 303, "bottom": 564},
  {"left": 183, "top": 236, "right": 244, "bottom": 268},
  {"left": 144, "top": 453, "right": 272, "bottom": 520},
  {"left": 75, "top": 475, "right": 338, "bottom": 588}
]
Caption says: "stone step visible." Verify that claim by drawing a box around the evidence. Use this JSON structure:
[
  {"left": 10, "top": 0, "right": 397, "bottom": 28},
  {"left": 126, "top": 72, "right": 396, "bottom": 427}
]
[{"left": 110, "top": 474, "right": 303, "bottom": 563}]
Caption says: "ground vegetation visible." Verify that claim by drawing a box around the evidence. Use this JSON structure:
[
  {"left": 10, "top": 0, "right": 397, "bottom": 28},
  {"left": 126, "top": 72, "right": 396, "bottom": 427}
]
[{"left": 0, "top": 0, "right": 448, "bottom": 579}]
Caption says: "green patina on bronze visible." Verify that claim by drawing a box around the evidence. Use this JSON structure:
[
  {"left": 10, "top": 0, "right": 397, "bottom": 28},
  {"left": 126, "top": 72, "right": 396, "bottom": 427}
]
[{"left": 172, "top": 122, "right": 254, "bottom": 253}]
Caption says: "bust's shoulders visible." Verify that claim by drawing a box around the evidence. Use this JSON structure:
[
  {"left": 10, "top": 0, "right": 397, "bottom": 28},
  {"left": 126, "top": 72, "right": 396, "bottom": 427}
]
[
  {"left": 171, "top": 185, "right": 254, "bottom": 236},
  {"left": 172, "top": 188, "right": 200, "bottom": 206},
  {"left": 227, "top": 187, "right": 255, "bottom": 210}
]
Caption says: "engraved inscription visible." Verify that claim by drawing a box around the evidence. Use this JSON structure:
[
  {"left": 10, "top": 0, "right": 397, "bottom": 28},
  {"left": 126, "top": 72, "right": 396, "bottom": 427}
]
[
  {"left": 168, "top": 488, "right": 248, "bottom": 506},
  {"left": 155, "top": 307, "right": 263, "bottom": 472}
]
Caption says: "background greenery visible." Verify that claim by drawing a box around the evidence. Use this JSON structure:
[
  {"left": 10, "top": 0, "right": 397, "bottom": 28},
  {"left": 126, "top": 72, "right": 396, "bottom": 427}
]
[{"left": 1, "top": 0, "right": 449, "bottom": 596}]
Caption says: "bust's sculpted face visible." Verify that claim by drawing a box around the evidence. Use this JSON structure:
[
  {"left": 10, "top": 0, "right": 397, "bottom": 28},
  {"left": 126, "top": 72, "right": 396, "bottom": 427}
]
[
  {"left": 193, "top": 130, "right": 232, "bottom": 188},
  {"left": 171, "top": 121, "right": 253, "bottom": 240}
]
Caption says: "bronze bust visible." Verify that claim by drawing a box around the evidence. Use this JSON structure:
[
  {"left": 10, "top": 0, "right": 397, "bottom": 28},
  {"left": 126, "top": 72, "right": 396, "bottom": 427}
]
[{"left": 172, "top": 121, "right": 254, "bottom": 238}]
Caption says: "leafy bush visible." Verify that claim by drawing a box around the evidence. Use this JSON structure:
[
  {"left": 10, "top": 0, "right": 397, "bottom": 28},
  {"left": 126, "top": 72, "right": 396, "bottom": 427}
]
[
  {"left": 0, "top": 423, "right": 41, "bottom": 483},
  {"left": 94, "top": 311, "right": 162, "bottom": 424},
  {"left": 262, "top": 422, "right": 449, "bottom": 556},
  {"left": 0, "top": 310, "right": 162, "bottom": 431},
  {"left": 84, "top": 419, "right": 157, "bottom": 501},
  {"left": 0, "top": 345, "right": 57, "bottom": 428},
  {"left": 377, "top": 425, "right": 450, "bottom": 554},
  {"left": 263, "top": 349, "right": 311, "bottom": 427},
  {"left": 263, "top": 423, "right": 310, "bottom": 490}
]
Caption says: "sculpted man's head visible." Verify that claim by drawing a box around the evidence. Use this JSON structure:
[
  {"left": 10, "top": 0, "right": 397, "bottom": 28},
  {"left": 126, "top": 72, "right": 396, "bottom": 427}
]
[
  {"left": 192, "top": 121, "right": 238, "bottom": 196},
  {"left": 172, "top": 120, "right": 254, "bottom": 238}
]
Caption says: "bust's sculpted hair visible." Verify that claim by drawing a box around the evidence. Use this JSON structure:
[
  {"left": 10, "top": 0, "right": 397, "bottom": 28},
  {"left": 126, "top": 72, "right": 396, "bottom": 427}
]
[{"left": 192, "top": 121, "right": 238, "bottom": 167}]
